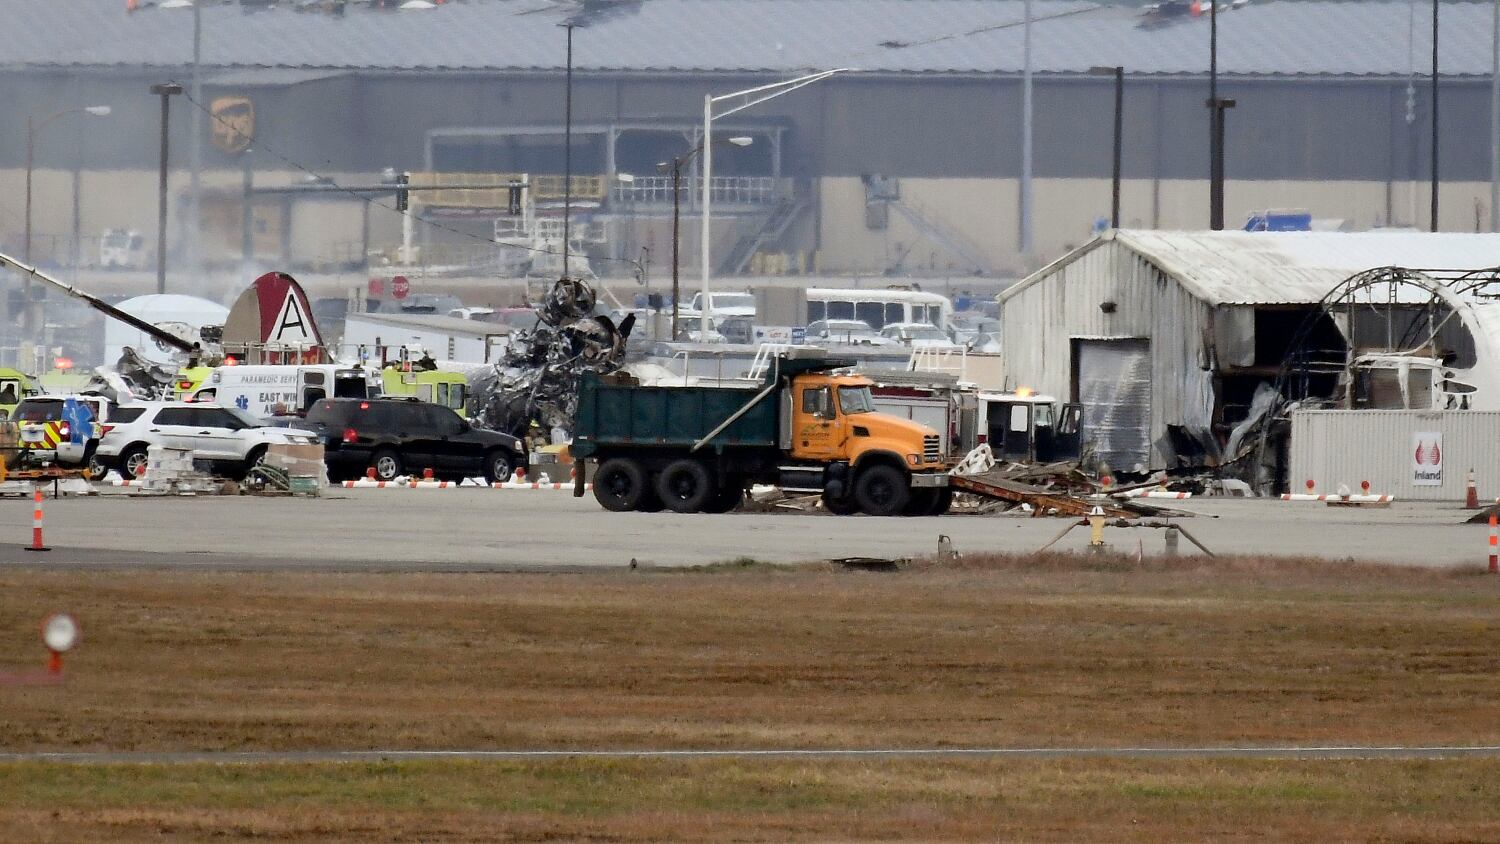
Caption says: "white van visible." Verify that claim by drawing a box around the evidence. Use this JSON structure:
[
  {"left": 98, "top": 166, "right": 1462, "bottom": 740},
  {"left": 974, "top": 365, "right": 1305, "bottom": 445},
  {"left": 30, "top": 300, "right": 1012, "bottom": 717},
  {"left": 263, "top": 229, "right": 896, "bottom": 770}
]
[{"left": 187, "top": 364, "right": 377, "bottom": 418}]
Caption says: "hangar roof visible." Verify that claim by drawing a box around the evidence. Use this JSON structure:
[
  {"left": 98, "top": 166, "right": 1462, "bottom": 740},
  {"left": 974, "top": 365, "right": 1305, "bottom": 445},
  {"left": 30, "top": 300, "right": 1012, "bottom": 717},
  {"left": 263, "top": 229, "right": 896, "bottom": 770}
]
[
  {"left": 1005, "top": 230, "right": 1500, "bottom": 306},
  {"left": 6, "top": 0, "right": 1498, "bottom": 79}
]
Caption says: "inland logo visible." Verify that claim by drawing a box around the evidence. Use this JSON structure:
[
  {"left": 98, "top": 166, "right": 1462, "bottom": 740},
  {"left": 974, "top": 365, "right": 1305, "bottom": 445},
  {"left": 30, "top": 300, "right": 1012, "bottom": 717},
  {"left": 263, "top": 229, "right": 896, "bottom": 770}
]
[{"left": 1411, "top": 431, "right": 1443, "bottom": 486}]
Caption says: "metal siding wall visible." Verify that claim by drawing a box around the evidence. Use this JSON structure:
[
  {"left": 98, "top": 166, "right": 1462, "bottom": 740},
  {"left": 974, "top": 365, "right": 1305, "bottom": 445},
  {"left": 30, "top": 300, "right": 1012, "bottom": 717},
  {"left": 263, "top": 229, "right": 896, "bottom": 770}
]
[
  {"left": 1289, "top": 410, "right": 1500, "bottom": 501},
  {"left": 1000, "top": 241, "right": 1216, "bottom": 468}
]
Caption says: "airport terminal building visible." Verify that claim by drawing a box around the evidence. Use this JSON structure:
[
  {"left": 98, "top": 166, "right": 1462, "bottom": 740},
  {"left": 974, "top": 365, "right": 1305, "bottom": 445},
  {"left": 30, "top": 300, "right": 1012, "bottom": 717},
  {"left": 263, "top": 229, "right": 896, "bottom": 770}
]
[{"left": 2, "top": 0, "right": 1498, "bottom": 282}]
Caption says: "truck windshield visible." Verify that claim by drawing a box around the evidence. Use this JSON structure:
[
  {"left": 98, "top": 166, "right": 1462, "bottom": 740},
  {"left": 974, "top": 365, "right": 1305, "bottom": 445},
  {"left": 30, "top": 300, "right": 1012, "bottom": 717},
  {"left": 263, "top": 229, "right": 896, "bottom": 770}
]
[{"left": 838, "top": 386, "right": 874, "bottom": 414}]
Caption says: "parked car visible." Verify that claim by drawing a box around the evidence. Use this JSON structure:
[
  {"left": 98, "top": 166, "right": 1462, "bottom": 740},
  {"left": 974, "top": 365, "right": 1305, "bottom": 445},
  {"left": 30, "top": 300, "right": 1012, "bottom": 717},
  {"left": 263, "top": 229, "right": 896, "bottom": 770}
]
[
  {"left": 97, "top": 402, "right": 321, "bottom": 480},
  {"left": 302, "top": 398, "right": 525, "bottom": 483},
  {"left": 806, "top": 319, "right": 896, "bottom": 347},
  {"left": 879, "top": 322, "right": 962, "bottom": 349}
]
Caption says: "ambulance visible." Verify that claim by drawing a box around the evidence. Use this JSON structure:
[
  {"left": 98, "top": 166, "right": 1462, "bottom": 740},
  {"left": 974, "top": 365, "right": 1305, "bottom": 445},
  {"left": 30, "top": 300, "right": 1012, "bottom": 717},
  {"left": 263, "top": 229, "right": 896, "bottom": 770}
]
[
  {"left": 379, "top": 367, "right": 470, "bottom": 418},
  {"left": 184, "top": 364, "right": 378, "bottom": 418},
  {"left": 0, "top": 368, "right": 39, "bottom": 421}
]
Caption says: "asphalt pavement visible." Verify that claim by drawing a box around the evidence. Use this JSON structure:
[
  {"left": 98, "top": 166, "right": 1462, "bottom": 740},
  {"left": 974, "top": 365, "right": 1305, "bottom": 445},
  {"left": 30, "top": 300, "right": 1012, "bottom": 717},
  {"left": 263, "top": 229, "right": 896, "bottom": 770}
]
[{"left": 0, "top": 488, "right": 1485, "bottom": 570}]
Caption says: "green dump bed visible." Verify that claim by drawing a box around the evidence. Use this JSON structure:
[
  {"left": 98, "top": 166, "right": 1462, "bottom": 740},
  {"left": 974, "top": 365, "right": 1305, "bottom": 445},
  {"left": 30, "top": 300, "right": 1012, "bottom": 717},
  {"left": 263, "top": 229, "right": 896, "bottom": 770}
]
[{"left": 571, "top": 371, "right": 779, "bottom": 458}]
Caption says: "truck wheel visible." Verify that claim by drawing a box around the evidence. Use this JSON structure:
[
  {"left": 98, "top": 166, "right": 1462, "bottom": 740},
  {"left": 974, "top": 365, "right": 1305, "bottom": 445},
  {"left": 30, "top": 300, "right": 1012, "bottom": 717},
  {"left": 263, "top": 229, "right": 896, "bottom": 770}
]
[
  {"left": 854, "top": 465, "right": 910, "bottom": 517},
  {"left": 820, "top": 490, "right": 859, "bottom": 515},
  {"left": 636, "top": 483, "right": 666, "bottom": 512},
  {"left": 929, "top": 487, "right": 954, "bottom": 516},
  {"left": 901, "top": 488, "right": 941, "bottom": 516},
  {"left": 702, "top": 481, "right": 744, "bottom": 514},
  {"left": 656, "top": 459, "right": 715, "bottom": 513},
  {"left": 593, "top": 458, "right": 649, "bottom": 512},
  {"left": 371, "top": 448, "right": 403, "bottom": 482}
]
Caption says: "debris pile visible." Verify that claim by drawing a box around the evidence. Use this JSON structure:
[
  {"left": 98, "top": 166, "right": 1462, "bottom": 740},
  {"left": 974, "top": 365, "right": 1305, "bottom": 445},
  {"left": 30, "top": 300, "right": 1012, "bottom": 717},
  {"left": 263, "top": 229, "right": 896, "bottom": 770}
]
[{"left": 469, "top": 278, "right": 635, "bottom": 438}]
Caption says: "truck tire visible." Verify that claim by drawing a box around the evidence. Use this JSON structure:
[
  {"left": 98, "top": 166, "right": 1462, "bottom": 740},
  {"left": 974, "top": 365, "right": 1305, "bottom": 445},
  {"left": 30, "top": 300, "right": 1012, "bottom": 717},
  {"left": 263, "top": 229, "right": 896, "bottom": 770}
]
[
  {"left": 854, "top": 464, "right": 910, "bottom": 517},
  {"left": 702, "top": 481, "right": 744, "bottom": 514},
  {"left": 821, "top": 490, "right": 859, "bottom": 515},
  {"left": 656, "top": 459, "right": 715, "bottom": 513},
  {"left": 902, "top": 488, "right": 941, "bottom": 517},
  {"left": 594, "top": 458, "right": 649, "bottom": 512},
  {"left": 929, "top": 487, "right": 954, "bottom": 516}
]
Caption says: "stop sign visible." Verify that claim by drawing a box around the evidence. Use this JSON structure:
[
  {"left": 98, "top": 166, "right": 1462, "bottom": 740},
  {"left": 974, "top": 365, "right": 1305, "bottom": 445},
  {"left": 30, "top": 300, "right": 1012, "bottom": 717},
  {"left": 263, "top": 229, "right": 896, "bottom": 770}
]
[{"left": 391, "top": 275, "right": 410, "bottom": 300}]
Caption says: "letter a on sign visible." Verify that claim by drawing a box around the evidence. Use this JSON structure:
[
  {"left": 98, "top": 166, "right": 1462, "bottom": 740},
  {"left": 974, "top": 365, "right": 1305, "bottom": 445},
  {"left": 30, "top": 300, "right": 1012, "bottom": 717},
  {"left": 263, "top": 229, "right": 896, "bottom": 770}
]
[{"left": 272, "top": 290, "right": 314, "bottom": 343}]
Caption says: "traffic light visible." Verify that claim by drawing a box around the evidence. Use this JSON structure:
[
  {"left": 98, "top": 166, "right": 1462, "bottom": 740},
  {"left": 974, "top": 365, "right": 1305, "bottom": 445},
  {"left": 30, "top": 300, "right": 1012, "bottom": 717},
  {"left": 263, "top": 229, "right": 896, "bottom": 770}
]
[{"left": 395, "top": 172, "right": 410, "bottom": 212}]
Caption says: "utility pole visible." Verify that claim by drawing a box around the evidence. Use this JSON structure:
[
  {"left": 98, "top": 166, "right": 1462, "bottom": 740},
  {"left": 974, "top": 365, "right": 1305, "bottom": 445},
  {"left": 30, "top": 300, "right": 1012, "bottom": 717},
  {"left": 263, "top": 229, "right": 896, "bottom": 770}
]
[
  {"left": 670, "top": 156, "right": 682, "bottom": 340},
  {"left": 187, "top": 0, "right": 203, "bottom": 279},
  {"left": 150, "top": 82, "right": 183, "bottom": 295},
  {"left": 1019, "top": 0, "right": 1034, "bottom": 255},
  {"left": 1492, "top": 0, "right": 1498, "bottom": 231},
  {"left": 1431, "top": 0, "right": 1441, "bottom": 232},
  {"left": 1090, "top": 65, "right": 1125, "bottom": 229},
  {"left": 561, "top": 22, "right": 574, "bottom": 279},
  {"left": 1207, "top": 0, "right": 1229, "bottom": 230}
]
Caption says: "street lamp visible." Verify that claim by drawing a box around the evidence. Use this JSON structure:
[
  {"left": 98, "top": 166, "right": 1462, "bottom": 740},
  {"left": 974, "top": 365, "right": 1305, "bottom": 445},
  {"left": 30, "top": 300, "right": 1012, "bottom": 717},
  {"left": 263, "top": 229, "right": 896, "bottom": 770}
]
[
  {"left": 22, "top": 105, "right": 111, "bottom": 333},
  {"left": 700, "top": 69, "right": 850, "bottom": 338},
  {"left": 1088, "top": 66, "right": 1124, "bottom": 230},
  {"left": 150, "top": 82, "right": 184, "bottom": 295},
  {"left": 659, "top": 136, "right": 752, "bottom": 341}
]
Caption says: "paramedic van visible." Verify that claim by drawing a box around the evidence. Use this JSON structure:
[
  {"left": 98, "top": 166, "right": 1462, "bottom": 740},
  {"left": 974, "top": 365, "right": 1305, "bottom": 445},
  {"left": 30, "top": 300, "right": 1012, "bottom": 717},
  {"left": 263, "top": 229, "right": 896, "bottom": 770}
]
[{"left": 186, "top": 364, "right": 377, "bottom": 418}]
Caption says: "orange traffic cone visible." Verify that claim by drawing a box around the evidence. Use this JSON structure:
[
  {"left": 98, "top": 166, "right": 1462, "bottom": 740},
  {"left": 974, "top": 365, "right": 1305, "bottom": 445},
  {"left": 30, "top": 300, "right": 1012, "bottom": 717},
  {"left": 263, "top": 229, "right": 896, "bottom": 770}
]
[{"left": 1466, "top": 469, "right": 1480, "bottom": 509}]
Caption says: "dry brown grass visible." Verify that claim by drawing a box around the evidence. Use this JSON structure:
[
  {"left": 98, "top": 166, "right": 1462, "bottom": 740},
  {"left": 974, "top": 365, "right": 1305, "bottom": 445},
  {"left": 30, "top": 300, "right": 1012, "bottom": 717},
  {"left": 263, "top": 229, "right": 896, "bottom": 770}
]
[
  {"left": 3, "top": 757, "right": 1500, "bottom": 842},
  {"left": 1, "top": 560, "right": 1497, "bottom": 753}
]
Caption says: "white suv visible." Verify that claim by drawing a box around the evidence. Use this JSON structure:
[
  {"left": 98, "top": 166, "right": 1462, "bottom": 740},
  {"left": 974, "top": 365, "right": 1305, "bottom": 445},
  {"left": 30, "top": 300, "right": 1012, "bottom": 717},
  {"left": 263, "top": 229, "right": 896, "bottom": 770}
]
[{"left": 98, "top": 402, "right": 320, "bottom": 480}]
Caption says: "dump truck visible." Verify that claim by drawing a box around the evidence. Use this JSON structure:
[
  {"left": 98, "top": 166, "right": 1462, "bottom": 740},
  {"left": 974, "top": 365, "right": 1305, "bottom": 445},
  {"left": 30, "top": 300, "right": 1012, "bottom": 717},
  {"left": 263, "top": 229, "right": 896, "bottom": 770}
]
[{"left": 571, "top": 349, "right": 951, "bottom": 516}]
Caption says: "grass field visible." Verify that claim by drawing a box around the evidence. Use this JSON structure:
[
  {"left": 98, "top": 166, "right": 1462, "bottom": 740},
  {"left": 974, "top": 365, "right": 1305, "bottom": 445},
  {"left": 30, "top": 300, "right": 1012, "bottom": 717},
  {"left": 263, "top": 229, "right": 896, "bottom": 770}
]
[{"left": 2, "top": 554, "right": 1498, "bottom": 840}]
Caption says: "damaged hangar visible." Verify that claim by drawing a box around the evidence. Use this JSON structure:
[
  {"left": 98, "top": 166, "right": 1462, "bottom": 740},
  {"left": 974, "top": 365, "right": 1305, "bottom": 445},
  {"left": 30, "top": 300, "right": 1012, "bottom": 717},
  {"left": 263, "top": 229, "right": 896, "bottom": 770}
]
[{"left": 997, "top": 230, "right": 1500, "bottom": 475}]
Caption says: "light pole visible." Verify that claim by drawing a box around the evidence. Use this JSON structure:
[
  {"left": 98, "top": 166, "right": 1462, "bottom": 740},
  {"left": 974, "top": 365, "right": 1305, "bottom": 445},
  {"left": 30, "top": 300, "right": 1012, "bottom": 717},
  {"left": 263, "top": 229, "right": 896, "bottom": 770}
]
[
  {"left": 700, "top": 69, "right": 849, "bottom": 338},
  {"left": 1206, "top": 0, "right": 1230, "bottom": 230},
  {"left": 1020, "top": 0, "right": 1034, "bottom": 256},
  {"left": 1431, "top": 0, "right": 1440, "bottom": 232},
  {"left": 22, "top": 105, "right": 111, "bottom": 333},
  {"left": 661, "top": 137, "right": 752, "bottom": 340},
  {"left": 1089, "top": 66, "right": 1124, "bottom": 229},
  {"left": 1491, "top": 0, "right": 1498, "bottom": 231},
  {"left": 150, "top": 82, "right": 184, "bottom": 295},
  {"left": 561, "top": 22, "right": 575, "bottom": 278}
]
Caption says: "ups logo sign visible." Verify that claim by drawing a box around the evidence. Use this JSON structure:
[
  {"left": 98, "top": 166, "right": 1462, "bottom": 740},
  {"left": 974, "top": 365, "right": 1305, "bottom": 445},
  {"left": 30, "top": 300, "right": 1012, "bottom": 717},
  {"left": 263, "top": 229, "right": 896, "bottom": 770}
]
[{"left": 210, "top": 96, "right": 254, "bottom": 155}]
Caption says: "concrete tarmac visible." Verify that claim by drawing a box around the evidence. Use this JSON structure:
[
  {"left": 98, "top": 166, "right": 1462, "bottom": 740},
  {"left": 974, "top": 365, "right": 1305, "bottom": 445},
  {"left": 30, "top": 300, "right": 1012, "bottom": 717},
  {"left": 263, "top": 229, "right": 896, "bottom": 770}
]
[{"left": 0, "top": 488, "right": 1483, "bottom": 570}]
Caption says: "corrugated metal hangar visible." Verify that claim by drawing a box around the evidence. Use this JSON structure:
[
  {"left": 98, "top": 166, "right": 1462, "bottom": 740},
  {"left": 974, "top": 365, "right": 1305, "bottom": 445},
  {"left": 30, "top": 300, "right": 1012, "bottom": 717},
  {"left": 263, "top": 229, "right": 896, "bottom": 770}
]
[{"left": 998, "top": 230, "right": 1500, "bottom": 474}]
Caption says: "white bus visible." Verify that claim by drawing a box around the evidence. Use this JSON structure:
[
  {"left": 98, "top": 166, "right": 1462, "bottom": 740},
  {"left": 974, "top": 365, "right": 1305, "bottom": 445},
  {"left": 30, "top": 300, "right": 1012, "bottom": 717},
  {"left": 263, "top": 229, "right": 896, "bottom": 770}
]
[{"left": 805, "top": 288, "right": 953, "bottom": 332}]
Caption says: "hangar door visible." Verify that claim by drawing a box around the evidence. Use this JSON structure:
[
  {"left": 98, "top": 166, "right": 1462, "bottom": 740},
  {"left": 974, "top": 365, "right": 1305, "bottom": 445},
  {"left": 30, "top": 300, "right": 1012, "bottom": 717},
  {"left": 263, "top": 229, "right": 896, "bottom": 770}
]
[{"left": 1073, "top": 339, "right": 1152, "bottom": 472}]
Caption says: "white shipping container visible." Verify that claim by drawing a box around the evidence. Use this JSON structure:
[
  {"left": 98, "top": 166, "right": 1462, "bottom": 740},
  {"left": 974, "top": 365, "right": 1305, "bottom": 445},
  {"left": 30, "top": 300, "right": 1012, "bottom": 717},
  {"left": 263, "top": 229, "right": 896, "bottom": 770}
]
[{"left": 1289, "top": 410, "right": 1500, "bottom": 501}]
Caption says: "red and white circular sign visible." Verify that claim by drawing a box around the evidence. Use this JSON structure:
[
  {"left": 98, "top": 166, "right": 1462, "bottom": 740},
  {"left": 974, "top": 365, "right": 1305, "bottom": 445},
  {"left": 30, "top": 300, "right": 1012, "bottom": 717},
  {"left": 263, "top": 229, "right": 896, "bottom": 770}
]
[{"left": 391, "top": 275, "right": 410, "bottom": 300}]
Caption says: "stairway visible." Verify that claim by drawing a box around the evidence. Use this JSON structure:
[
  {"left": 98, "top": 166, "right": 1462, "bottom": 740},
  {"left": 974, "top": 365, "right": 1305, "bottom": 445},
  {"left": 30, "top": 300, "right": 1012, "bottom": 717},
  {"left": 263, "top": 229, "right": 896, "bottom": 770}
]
[
  {"left": 887, "top": 200, "right": 991, "bottom": 274},
  {"left": 719, "top": 196, "right": 809, "bottom": 276}
]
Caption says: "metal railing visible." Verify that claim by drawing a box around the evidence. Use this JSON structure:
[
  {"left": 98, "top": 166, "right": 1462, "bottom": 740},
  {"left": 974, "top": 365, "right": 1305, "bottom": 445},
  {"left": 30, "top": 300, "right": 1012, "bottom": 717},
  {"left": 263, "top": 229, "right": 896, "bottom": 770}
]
[{"left": 613, "top": 176, "right": 789, "bottom": 206}]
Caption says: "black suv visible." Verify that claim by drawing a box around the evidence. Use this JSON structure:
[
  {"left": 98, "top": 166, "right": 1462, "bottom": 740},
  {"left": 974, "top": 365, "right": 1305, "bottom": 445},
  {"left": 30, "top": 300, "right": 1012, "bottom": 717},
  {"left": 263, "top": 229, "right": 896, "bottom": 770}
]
[{"left": 305, "top": 398, "right": 525, "bottom": 483}]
